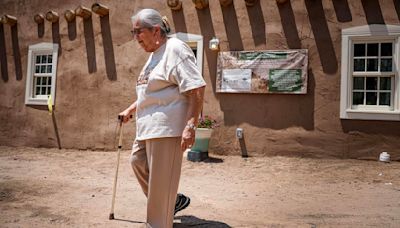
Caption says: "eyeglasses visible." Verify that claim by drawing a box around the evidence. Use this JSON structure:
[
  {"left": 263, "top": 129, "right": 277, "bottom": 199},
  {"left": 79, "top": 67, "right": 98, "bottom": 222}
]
[{"left": 131, "top": 28, "right": 148, "bottom": 37}]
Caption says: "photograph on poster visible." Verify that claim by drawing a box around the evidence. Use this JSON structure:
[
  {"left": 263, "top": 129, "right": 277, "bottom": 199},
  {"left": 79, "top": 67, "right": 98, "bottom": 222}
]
[{"left": 221, "top": 68, "right": 252, "bottom": 92}]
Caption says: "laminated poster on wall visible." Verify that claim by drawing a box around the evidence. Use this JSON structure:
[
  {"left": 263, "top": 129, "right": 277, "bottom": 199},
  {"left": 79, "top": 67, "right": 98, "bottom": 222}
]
[{"left": 216, "top": 50, "right": 308, "bottom": 94}]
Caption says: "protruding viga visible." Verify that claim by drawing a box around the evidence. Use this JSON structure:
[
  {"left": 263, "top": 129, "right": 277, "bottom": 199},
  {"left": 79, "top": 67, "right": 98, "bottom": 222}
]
[
  {"left": 245, "top": 0, "right": 258, "bottom": 7},
  {"left": 64, "top": 10, "right": 76, "bottom": 22},
  {"left": 75, "top": 5, "right": 92, "bottom": 20},
  {"left": 1, "top": 14, "right": 17, "bottom": 26},
  {"left": 167, "top": 0, "right": 182, "bottom": 11},
  {"left": 219, "top": 0, "right": 233, "bottom": 7},
  {"left": 34, "top": 14, "right": 44, "bottom": 24},
  {"left": 92, "top": 3, "right": 109, "bottom": 17},
  {"left": 46, "top": 11, "right": 59, "bottom": 23},
  {"left": 192, "top": 0, "right": 208, "bottom": 10}
]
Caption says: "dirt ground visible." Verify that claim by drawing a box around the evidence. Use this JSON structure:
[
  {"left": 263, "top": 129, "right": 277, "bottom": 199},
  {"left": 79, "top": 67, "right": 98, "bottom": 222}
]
[{"left": 0, "top": 146, "right": 399, "bottom": 228}]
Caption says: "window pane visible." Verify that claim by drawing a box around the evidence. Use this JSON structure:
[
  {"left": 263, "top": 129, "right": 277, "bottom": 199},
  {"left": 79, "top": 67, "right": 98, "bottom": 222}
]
[
  {"left": 354, "top": 44, "right": 365, "bottom": 57},
  {"left": 47, "top": 86, "right": 52, "bottom": 95},
  {"left": 40, "top": 65, "right": 46, "bottom": 73},
  {"left": 353, "top": 59, "right": 365, "bottom": 71},
  {"left": 381, "top": 43, "right": 392, "bottom": 56},
  {"left": 41, "top": 55, "right": 47, "bottom": 63},
  {"left": 41, "top": 77, "right": 47, "bottom": 86},
  {"left": 47, "top": 55, "right": 52, "bottom": 63},
  {"left": 35, "top": 65, "right": 40, "bottom": 73},
  {"left": 36, "top": 55, "right": 41, "bottom": 63},
  {"left": 35, "top": 87, "right": 40, "bottom": 95},
  {"left": 367, "top": 43, "right": 378, "bottom": 56},
  {"left": 366, "top": 77, "right": 377, "bottom": 90},
  {"left": 353, "top": 92, "right": 364, "bottom": 105},
  {"left": 366, "top": 92, "right": 377, "bottom": 105},
  {"left": 380, "top": 58, "right": 392, "bottom": 72},
  {"left": 367, "top": 59, "right": 378, "bottom": 71},
  {"left": 47, "top": 65, "right": 52, "bottom": 73},
  {"left": 36, "top": 77, "right": 41, "bottom": 86},
  {"left": 353, "top": 77, "right": 364, "bottom": 90},
  {"left": 41, "top": 87, "right": 46, "bottom": 95},
  {"left": 379, "top": 92, "right": 391, "bottom": 105},
  {"left": 380, "top": 77, "right": 391, "bottom": 90}
]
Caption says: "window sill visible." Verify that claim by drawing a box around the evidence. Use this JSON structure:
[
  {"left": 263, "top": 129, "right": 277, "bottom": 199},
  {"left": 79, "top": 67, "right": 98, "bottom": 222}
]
[
  {"left": 341, "top": 109, "right": 400, "bottom": 121},
  {"left": 25, "top": 98, "right": 50, "bottom": 106}
]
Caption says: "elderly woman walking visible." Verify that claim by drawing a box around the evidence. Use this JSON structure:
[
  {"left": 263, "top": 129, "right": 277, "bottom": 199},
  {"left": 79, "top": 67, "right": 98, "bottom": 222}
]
[{"left": 119, "top": 8, "right": 206, "bottom": 228}]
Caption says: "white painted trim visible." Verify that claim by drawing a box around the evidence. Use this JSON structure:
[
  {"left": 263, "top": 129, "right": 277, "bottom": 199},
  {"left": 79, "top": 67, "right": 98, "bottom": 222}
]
[
  {"left": 340, "top": 24, "right": 400, "bottom": 121},
  {"left": 169, "top": 32, "right": 204, "bottom": 76},
  {"left": 345, "top": 109, "right": 400, "bottom": 121},
  {"left": 25, "top": 43, "right": 59, "bottom": 106},
  {"left": 342, "top": 24, "right": 400, "bottom": 36}
]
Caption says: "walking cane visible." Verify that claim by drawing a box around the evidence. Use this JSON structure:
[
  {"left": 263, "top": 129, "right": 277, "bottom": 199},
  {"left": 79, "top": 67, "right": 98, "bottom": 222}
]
[{"left": 109, "top": 115, "right": 124, "bottom": 220}]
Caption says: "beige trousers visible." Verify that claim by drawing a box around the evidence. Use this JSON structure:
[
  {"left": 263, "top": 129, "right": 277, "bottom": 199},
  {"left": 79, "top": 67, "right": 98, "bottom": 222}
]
[{"left": 130, "top": 137, "right": 183, "bottom": 228}]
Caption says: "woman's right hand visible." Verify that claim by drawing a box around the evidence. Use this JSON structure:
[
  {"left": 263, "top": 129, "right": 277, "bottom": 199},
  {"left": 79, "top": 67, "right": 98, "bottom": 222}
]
[
  {"left": 118, "top": 109, "right": 132, "bottom": 123},
  {"left": 119, "top": 101, "right": 137, "bottom": 123}
]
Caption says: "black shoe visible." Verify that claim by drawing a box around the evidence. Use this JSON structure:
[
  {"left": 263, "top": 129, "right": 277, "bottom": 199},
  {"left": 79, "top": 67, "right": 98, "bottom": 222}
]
[{"left": 174, "top": 193, "right": 190, "bottom": 215}]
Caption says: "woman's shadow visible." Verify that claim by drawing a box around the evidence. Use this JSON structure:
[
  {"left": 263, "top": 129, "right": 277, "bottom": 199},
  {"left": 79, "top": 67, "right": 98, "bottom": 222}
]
[{"left": 174, "top": 215, "right": 231, "bottom": 228}]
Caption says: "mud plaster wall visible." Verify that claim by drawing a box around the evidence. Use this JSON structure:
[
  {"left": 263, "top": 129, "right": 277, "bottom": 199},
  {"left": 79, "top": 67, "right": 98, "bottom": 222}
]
[{"left": 0, "top": 0, "right": 399, "bottom": 158}]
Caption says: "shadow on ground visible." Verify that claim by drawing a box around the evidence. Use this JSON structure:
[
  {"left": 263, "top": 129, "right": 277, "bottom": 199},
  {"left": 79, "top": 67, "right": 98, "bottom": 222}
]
[
  {"left": 203, "top": 156, "right": 224, "bottom": 163},
  {"left": 174, "top": 215, "right": 231, "bottom": 228},
  {"left": 113, "top": 218, "right": 145, "bottom": 224}
]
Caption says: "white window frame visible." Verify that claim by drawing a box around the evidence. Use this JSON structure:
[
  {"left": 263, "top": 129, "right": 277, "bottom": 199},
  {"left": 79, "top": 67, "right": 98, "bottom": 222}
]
[
  {"left": 340, "top": 25, "right": 400, "bottom": 121},
  {"left": 25, "top": 42, "right": 59, "bottom": 105},
  {"left": 169, "top": 32, "right": 204, "bottom": 76}
]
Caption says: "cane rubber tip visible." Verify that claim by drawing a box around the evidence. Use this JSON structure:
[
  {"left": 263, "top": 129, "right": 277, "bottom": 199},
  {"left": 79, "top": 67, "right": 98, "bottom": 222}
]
[{"left": 109, "top": 213, "right": 114, "bottom": 220}]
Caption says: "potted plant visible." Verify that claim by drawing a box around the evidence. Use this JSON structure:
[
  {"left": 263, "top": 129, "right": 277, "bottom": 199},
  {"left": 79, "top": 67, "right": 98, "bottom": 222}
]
[{"left": 188, "top": 115, "right": 218, "bottom": 162}]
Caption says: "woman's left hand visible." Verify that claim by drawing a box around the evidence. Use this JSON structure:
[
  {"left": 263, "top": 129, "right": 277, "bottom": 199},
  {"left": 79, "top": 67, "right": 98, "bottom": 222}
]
[{"left": 181, "top": 127, "right": 195, "bottom": 151}]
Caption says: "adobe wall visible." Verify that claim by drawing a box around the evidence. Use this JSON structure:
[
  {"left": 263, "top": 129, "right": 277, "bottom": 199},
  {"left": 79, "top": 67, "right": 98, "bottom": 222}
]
[{"left": 0, "top": 0, "right": 399, "bottom": 158}]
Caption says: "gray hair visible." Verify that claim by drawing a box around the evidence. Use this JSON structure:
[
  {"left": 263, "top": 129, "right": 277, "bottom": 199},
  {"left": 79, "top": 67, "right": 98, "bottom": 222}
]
[{"left": 131, "top": 9, "right": 171, "bottom": 37}]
